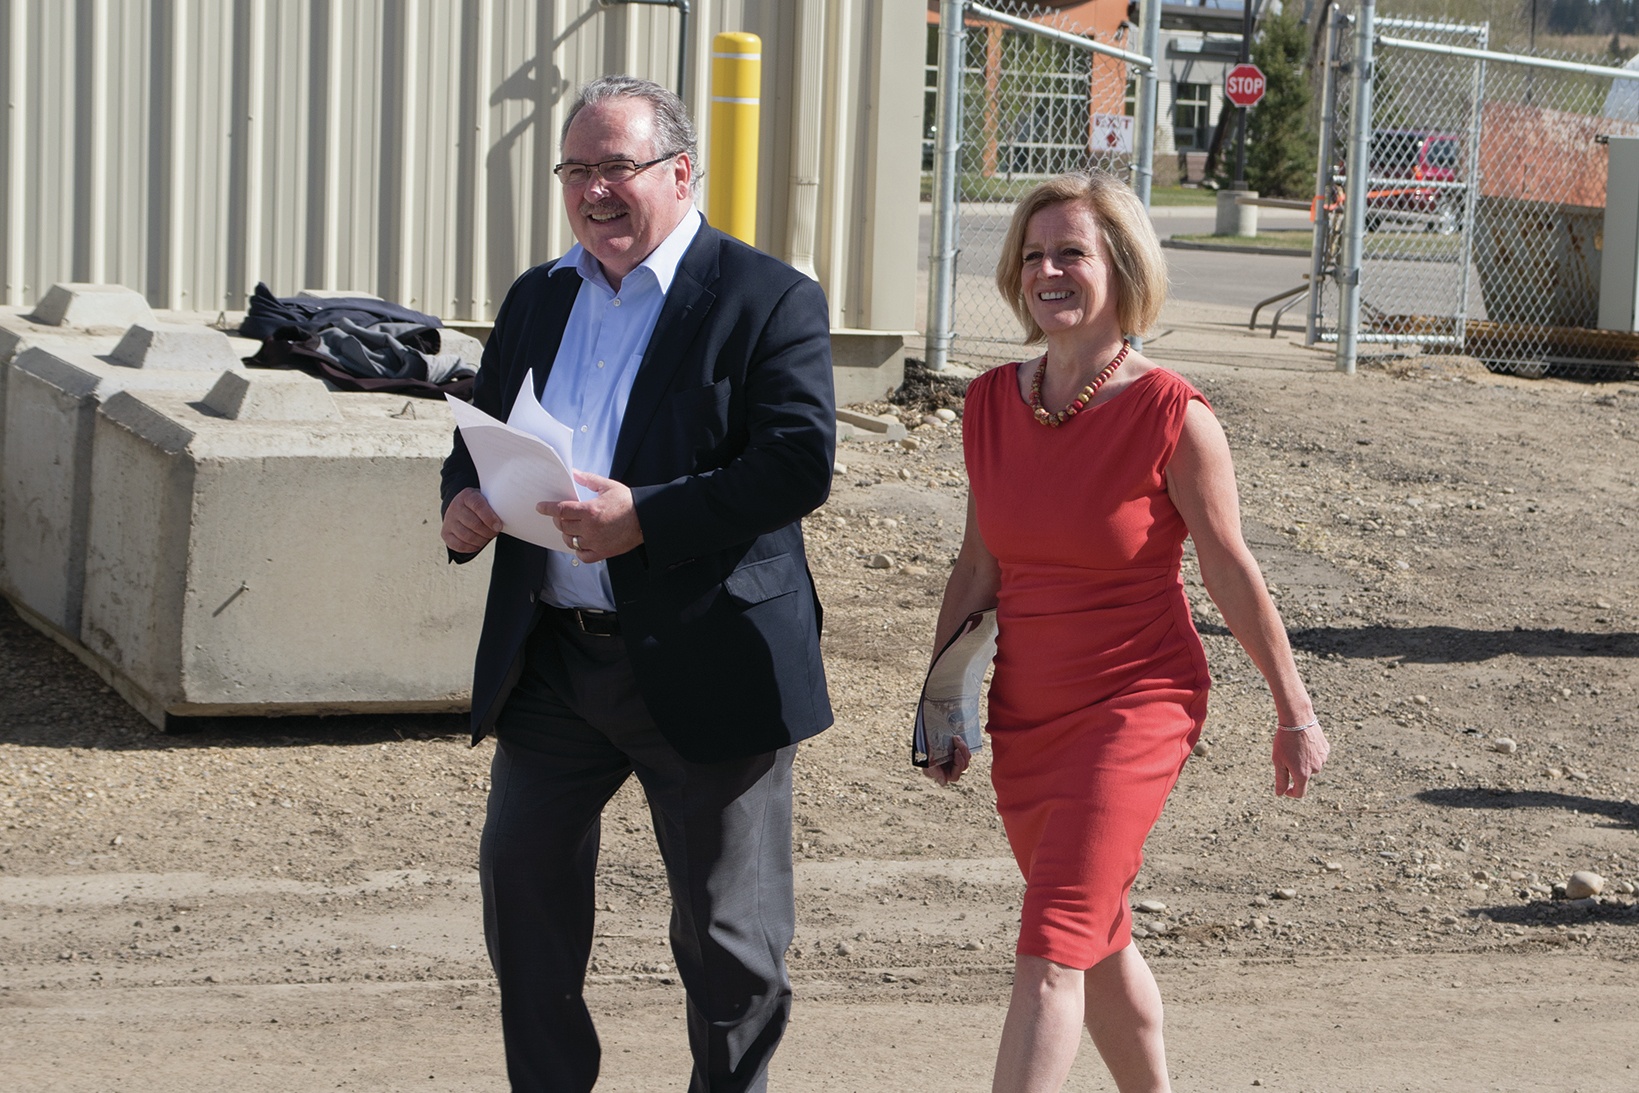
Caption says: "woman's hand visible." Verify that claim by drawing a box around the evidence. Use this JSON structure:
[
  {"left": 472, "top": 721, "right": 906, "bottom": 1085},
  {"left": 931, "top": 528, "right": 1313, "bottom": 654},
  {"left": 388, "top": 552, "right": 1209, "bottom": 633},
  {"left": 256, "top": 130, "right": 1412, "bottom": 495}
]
[
  {"left": 1272, "top": 722, "right": 1330, "bottom": 798},
  {"left": 924, "top": 736, "right": 972, "bottom": 786},
  {"left": 920, "top": 491, "right": 998, "bottom": 785}
]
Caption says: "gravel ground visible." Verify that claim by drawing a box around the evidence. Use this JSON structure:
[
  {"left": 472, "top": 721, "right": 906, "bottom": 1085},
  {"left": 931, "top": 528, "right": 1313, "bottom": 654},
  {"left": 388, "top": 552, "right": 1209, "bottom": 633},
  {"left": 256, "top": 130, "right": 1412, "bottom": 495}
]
[{"left": 3, "top": 326, "right": 1638, "bottom": 1091}]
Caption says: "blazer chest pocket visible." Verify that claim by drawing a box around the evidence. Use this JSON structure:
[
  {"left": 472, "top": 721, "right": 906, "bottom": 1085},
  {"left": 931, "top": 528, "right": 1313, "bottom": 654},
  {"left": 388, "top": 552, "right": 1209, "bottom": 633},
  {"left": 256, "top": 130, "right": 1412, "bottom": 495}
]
[
  {"left": 723, "top": 554, "right": 800, "bottom": 607},
  {"left": 663, "top": 377, "right": 733, "bottom": 451}
]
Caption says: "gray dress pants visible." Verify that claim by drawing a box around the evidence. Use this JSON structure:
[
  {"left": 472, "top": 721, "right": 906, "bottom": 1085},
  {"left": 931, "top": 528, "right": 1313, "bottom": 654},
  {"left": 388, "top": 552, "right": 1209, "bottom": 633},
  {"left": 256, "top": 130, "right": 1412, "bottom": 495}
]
[{"left": 480, "top": 608, "right": 797, "bottom": 1093}]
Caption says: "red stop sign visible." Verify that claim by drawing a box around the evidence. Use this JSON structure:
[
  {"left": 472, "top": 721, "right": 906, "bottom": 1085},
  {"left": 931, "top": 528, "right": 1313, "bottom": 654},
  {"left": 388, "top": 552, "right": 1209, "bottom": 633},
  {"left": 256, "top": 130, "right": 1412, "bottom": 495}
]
[{"left": 1225, "top": 63, "right": 1266, "bottom": 108}]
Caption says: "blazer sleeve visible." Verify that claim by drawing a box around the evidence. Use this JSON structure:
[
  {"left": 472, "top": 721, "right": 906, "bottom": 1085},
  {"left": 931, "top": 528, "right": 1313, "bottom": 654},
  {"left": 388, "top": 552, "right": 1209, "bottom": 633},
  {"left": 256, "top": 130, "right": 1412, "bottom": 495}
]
[
  {"left": 628, "top": 274, "right": 836, "bottom": 568},
  {"left": 439, "top": 275, "right": 527, "bottom": 562}
]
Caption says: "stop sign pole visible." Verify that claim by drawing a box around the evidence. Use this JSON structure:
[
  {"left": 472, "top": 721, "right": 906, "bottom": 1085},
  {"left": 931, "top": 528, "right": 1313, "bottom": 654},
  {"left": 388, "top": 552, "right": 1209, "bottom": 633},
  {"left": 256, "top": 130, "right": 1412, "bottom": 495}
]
[
  {"left": 1234, "top": 0, "right": 1254, "bottom": 188},
  {"left": 1225, "top": 63, "right": 1268, "bottom": 188}
]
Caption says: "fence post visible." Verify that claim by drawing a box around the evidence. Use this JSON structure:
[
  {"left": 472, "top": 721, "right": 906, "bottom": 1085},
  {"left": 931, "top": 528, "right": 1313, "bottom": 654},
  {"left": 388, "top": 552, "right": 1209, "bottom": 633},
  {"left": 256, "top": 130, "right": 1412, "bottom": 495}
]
[
  {"left": 1132, "top": 0, "right": 1160, "bottom": 209},
  {"left": 1127, "top": 0, "right": 1161, "bottom": 355},
  {"left": 926, "top": 0, "right": 966, "bottom": 373},
  {"left": 1306, "top": 4, "right": 1341, "bottom": 346},
  {"left": 1336, "top": 0, "right": 1375, "bottom": 375},
  {"left": 1453, "top": 22, "right": 1488, "bottom": 352}
]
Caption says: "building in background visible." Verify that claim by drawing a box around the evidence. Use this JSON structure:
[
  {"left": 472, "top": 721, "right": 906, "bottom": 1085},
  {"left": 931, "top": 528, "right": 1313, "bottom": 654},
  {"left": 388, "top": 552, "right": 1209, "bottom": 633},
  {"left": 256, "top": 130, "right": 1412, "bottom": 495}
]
[
  {"left": 923, "top": 0, "right": 1259, "bottom": 186},
  {"left": 0, "top": 0, "right": 922, "bottom": 396}
]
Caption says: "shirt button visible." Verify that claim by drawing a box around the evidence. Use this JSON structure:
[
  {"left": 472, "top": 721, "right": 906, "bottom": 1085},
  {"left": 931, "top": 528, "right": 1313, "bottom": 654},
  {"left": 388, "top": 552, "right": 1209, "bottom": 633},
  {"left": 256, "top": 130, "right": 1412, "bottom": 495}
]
[
  {"left": 597, "top": 360, "right": 605, "bottom": 369},
  {"left": 580, "top": 425, "right": 589, "bottom": 433},
  {"left": 611, "top": 299, "right": 622, "bottom": 307},
  {"left": 571, "top": 558, "right": 580, "bottom": 567}
]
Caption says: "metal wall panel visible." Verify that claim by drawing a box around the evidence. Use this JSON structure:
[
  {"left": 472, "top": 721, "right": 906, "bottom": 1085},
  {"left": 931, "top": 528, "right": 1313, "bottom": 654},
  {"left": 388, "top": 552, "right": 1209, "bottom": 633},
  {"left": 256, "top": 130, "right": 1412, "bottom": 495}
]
[{"left": 3, "top": 0, "right": 920, "bottom": 334}]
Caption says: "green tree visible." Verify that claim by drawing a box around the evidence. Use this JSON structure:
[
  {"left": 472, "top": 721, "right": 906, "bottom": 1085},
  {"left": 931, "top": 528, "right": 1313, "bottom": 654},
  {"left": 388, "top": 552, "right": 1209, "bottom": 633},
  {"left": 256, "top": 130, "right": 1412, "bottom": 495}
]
[{"left": 1244, "top": 7, "right": 1316, "bottom": 198}]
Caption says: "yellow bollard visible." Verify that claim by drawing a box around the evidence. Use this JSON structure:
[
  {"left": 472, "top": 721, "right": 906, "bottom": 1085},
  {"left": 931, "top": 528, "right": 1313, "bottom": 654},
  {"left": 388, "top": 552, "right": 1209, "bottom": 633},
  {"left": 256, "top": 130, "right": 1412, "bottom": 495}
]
[{"left": 708, "top": 32, "right": 761, "bottom": 245}]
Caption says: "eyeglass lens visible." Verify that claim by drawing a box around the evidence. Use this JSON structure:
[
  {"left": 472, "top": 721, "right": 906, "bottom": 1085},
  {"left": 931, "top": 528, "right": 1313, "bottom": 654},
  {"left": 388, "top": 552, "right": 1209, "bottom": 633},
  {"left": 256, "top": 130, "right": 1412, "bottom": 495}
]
[{"left": 560, "top": 161, "right": 639, "bottom": 186}]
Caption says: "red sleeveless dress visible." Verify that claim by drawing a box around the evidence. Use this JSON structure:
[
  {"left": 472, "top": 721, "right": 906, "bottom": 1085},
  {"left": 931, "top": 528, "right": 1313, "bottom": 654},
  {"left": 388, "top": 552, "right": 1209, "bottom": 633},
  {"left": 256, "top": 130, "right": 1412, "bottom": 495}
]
[{"left": 963, "top": 363, "right": 1212, "bottom": 970}]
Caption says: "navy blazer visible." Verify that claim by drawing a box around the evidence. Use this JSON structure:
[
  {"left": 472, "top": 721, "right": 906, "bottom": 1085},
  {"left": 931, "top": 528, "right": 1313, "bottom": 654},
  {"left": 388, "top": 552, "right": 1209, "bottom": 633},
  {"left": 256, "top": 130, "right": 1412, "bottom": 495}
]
[{"left": 441, "top": 223, "right": 836, "bottom": 763}]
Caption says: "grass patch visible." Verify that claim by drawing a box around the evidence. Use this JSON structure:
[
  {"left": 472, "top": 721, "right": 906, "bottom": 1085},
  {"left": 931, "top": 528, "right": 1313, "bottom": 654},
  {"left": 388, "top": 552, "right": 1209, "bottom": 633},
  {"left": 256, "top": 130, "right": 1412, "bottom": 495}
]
[
  {"left": 921, "top": 173, "right": 1224, "bottom": 207},
  {"left": 1149, "top": 185, "right": 1220, "bottom": 207},
  {"left": 1169, "top": 229, "right": 1314, "bottom": 253}
]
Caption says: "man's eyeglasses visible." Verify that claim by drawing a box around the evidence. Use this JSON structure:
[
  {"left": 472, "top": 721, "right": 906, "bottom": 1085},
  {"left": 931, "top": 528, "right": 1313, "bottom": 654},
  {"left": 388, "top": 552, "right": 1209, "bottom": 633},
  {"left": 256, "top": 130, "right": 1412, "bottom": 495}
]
[{"left": 552, "top": 152, "right": 682, "bottom": 188}]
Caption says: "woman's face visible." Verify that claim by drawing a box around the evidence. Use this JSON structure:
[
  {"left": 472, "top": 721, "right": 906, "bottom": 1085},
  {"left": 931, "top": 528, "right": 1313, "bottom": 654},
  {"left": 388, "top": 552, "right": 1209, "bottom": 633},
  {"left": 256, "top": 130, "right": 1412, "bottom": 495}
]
[{"left": 1020, "top": 200, "right": 1118, "bottom": 338}]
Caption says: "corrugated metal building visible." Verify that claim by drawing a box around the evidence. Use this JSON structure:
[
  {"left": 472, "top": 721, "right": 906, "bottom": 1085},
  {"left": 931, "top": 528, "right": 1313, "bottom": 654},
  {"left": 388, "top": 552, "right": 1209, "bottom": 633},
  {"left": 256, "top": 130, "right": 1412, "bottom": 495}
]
[{"left": 0, "top": 0, "right": 921, "bottom": 344}]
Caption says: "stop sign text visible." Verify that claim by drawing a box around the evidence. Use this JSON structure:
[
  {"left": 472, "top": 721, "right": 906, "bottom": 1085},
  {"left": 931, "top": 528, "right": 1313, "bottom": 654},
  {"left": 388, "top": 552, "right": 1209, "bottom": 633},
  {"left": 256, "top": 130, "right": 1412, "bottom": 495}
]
[{"left": 1225, "top": 63, "right": 1266, "bottom": 108}]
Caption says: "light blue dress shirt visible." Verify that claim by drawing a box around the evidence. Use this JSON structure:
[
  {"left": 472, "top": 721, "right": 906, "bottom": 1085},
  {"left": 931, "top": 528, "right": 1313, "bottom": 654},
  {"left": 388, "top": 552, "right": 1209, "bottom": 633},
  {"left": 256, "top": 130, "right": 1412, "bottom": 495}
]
[{"left": 539, "top": 207, "right": 703, "bottom": 610}]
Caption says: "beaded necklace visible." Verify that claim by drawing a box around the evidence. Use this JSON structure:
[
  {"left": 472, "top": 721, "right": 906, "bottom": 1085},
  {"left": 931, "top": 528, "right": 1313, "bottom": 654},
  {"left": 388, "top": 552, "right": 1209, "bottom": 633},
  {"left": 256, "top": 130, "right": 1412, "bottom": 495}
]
[{"left": 1029, "top": 339, "right": 1131, "bottom": 428}]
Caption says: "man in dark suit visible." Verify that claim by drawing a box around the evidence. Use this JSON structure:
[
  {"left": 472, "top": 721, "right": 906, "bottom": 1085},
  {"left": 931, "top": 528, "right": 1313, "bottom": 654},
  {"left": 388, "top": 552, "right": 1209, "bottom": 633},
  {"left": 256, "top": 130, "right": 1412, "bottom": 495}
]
[{"left": 439, "top": 75, "right": 835, "bottom": 1093}]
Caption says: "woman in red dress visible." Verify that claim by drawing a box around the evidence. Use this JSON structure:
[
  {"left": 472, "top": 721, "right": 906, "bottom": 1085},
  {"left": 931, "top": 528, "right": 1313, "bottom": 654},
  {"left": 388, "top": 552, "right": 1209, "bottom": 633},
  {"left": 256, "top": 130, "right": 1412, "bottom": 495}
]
[{"left": 925, "top": 172, "right": 1330, "bottom": 1093}]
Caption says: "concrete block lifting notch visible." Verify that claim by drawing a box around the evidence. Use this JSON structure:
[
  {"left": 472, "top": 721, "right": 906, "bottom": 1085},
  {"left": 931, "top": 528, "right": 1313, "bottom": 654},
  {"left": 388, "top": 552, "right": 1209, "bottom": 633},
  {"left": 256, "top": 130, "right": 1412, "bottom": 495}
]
[{"left": 0, "top": 283, "right": 492, "bottom": 730}]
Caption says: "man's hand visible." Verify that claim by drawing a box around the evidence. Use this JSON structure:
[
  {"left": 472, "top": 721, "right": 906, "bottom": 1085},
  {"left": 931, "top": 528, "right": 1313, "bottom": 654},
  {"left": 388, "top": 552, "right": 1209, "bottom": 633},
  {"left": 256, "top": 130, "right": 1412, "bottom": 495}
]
[
  {"left": 442, "top": 487, "right": 503, "bottom": 554},
  {"left": 539, "top": 471, "right": 644, "bottom": 563}
]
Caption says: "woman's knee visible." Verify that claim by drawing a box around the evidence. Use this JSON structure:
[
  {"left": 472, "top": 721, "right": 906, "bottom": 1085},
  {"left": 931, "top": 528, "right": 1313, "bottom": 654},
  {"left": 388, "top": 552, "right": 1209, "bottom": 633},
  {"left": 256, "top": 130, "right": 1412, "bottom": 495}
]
[{"left": 1015, "top": 953, "right": 1085, "bottom": 997}]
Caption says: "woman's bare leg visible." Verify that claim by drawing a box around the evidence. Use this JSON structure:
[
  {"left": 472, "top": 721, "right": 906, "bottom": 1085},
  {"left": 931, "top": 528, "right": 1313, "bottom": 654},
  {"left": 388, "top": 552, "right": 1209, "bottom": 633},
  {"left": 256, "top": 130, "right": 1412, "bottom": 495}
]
[
  {"left": 992, "top": 955, "right": 1085, "bottom": 1093},
  {"left": 1082, "top": 942, "right": 1171, "bottom": 1093}
]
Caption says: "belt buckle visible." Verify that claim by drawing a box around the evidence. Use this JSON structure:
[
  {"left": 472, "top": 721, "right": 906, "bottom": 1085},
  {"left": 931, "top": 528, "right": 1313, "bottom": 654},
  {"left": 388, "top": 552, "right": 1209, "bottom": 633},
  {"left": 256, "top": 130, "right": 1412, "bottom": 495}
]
[{"left": 575, "top": 608, "right": 616, "bottom": 635}]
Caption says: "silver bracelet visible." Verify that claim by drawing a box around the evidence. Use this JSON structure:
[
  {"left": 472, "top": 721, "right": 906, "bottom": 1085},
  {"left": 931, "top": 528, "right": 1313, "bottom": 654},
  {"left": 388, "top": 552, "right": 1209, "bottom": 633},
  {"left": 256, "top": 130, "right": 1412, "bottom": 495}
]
[{"left": 1279, "top": 717, "right": 1320, "bottom": 733}]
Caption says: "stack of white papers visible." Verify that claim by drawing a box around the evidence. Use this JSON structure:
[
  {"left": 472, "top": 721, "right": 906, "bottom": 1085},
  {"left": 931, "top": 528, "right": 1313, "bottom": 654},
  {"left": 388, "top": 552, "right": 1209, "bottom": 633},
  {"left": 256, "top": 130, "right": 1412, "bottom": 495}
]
[
  {"left": 912, "top": 607, "right": 998, "bottom": 769},
  {"left": 445, "top": 370, "right": 582, "bottom": 552}
]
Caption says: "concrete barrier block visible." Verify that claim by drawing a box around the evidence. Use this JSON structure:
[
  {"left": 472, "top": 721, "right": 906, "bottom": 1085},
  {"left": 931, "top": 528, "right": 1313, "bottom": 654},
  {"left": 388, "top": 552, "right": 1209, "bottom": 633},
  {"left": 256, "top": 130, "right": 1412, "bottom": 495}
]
[
  {"left": 110, "top": 323, "right": 244, "bottom": 371},
  {"left": 82, "top": 387, "right": 490, "bottom": 724},
  {"left": 2, "top": 345, "right": 239, "bottom": 641},
  {"left": 0, "top": 315, "right": 125, "bottom": 585},
  {"left": 203, "top": 370, "right": 342, "bottom": 421},
  {"left": 830, "top": 329, "right": 911, "bottom": 406},
  {"left": 30, "top": 283, "right": 156, "bottom": 331}
]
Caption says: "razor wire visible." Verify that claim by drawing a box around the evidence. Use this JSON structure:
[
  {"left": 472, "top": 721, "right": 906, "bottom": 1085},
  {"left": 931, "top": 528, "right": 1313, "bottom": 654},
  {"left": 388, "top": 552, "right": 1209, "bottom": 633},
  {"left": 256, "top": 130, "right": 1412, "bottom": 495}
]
[
  {"left": 924, "top": 1, "right": 1144, "bottom": 366},
  {"left": 1317, "top": 15, "right": 1639, "bottom": 379}
]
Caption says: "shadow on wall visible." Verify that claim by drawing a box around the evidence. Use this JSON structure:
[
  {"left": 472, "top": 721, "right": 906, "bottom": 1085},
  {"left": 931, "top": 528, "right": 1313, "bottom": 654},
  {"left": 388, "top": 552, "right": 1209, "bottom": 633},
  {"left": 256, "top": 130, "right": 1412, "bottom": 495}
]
[{"left": 486, "top": 53, "right": 574, "bottom": 301}]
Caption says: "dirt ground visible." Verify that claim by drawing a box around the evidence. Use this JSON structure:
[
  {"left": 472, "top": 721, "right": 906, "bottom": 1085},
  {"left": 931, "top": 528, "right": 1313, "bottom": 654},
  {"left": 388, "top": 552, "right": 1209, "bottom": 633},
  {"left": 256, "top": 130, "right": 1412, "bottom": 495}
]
[{"left": 3, "top": 301, "right": 1638, "bottom": 1091}]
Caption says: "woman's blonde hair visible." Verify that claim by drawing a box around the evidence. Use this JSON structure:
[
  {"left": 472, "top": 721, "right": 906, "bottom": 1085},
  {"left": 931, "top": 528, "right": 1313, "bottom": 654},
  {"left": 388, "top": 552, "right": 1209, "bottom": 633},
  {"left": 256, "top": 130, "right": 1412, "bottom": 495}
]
[{"left": 994, "top": 172, "right": 1168, "bottom": 343}]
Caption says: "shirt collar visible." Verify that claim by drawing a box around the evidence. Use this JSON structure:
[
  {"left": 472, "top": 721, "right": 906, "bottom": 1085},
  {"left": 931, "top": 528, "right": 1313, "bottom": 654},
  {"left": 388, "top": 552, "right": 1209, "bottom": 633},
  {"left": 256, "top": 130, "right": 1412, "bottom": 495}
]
[{"left": 555, "top": 207, "right": 702, "bottom": 295}]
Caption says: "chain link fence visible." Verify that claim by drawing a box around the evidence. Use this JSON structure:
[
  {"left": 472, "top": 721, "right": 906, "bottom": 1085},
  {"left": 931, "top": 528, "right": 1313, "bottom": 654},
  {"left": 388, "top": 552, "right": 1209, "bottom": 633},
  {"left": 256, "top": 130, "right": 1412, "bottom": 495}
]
[
  {"left": 924, "top": 2, "right": 1140, "bottom": 365},
  {"left": 1317, "top": 13, "right": 1639, "bottom": 377}
]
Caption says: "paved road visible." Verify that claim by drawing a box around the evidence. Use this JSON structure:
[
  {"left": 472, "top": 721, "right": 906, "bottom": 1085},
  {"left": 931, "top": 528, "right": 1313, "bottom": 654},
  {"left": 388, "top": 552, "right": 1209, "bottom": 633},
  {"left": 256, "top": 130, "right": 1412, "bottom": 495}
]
[{"left": 916, "top": 201, "right": 1320, "bottom": 349}]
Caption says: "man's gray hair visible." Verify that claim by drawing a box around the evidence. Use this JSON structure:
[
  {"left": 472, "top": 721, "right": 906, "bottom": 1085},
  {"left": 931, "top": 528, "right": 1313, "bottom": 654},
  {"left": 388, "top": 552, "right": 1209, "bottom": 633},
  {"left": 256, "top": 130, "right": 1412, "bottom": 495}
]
[{"left": 561, "top": 75, "right": 700, "bottom": 193}]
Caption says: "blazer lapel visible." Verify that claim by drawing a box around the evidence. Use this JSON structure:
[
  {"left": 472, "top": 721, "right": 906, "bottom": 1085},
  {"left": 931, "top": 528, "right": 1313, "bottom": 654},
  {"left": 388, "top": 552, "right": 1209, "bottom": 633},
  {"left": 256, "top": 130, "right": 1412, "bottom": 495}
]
[
  {"left": 514, "top": 263, "right": 582, "bottom": 413},
  {"left": 610, "top": 228, "right": 720, "bottom": 480}
]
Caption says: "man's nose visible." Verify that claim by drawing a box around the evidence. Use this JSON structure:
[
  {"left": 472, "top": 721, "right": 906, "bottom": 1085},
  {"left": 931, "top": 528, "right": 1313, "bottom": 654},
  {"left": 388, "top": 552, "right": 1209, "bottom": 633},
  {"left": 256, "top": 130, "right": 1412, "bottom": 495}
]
[{"left": 584, "top": 173, "right": 613, "bottom": 201}]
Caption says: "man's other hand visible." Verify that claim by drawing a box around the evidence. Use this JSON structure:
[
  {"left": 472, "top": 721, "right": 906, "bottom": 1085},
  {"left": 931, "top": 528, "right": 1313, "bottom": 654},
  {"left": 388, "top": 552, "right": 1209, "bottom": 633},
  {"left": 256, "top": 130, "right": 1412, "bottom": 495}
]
[{"left": 442, "top": 487, "right": 504, "bottom": 554}]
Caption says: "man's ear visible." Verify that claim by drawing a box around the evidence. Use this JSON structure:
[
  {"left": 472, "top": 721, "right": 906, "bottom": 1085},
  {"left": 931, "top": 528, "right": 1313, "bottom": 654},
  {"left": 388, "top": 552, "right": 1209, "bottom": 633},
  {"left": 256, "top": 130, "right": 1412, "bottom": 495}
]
[{"left": 673, "top": 154, "right": 693, "bottom": 198}]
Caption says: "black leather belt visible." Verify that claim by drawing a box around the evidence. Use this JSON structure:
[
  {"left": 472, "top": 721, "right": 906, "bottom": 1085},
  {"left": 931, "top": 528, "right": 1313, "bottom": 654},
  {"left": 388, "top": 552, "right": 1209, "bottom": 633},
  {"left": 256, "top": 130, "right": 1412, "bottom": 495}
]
[{"left": 555, "top": 606, "right": 620, "bottom": 637}]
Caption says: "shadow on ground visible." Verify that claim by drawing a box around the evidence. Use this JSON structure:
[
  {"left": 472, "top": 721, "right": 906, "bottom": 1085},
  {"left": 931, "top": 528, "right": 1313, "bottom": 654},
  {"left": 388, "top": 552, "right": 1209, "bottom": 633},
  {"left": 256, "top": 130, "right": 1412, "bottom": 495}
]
[
  {"left": 1417, "top": 787, "right": 1638, "bottom": 831},
  {"left": 1285, "top": 624, "right": 1639, "bottom": 662}
]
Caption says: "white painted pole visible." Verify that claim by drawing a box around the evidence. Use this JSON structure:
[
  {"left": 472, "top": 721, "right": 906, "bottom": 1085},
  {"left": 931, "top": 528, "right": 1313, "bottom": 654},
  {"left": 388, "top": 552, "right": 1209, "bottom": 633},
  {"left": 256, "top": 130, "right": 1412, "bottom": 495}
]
[{"left": 926, "top": 0, "right": 964, "bottom": 373}]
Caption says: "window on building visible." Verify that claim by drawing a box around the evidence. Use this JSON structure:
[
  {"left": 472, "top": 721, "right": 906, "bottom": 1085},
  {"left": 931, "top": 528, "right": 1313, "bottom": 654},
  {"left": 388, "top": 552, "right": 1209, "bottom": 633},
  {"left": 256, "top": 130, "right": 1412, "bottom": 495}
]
[
  {"left": 991, "top": 31, "right": 1093, "bottom": 177},
  {"left": 922, "top": 20, "right": 1116, "bottom": 181},
  {"left": 1173, "top": 81, "right": 1212, "bottom": 151}
]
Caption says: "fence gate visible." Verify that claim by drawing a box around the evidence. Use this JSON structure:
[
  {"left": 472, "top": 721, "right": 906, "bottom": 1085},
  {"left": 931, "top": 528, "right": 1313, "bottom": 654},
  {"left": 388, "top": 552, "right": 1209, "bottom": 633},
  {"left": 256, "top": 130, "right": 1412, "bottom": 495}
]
[
  {"left": 1316, "top": 8, "right": 1639, "bottom": 376},
  {"left": 927, "top": 0, "right": 1147, "bottom": 366}
]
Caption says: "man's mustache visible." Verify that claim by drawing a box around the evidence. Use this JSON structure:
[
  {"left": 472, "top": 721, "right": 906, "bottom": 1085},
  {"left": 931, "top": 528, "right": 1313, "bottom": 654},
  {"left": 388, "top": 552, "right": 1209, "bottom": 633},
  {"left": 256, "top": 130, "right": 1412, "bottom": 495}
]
[{"left": 579, "top": 202, "right": 627, "bottom": 218}]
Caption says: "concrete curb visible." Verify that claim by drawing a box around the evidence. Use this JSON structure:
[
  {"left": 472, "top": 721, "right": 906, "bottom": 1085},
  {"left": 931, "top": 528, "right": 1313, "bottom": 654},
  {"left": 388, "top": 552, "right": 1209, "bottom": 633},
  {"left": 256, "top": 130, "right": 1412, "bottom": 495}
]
[{"left": 1161, "top": 238, "right": 1311, "bottom": 258}]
